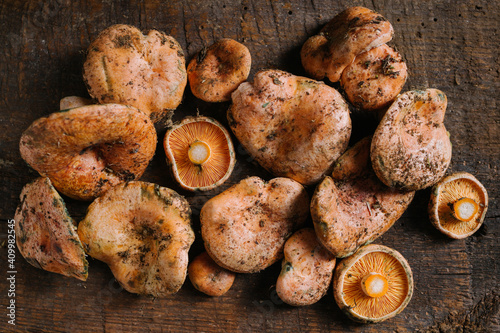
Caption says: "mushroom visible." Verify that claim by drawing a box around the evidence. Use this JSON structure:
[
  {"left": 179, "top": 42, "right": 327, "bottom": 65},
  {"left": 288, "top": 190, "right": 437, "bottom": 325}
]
[
  {"left": 59, "top": 96, "right": 92, "bottom": 110},
  {"left": 78, "top": 181, "right": 194, "bottom": 297},
  {"left": 311, "top": 137, "right": 414, "bottom": 258},
  {"left": 333, "top": 244, "right": 413, "bottom": 323},
  {"left": 188, "top": 38, "right": 251, "bottom": 102},
  {"left": 228, "top": 69, "right": 351, "bottom": 185},
  {"left": 371, "top": 89, "right": 452, "bottom": 191},
  {"left": 340, "top": 44, "right": 407, "bottom": 110},
  {"left": 200, "top": 176, "right": 309, "bottom": 273},
  {"left": 83, "top": 24, "right": 187, "bottom": 125},
  {"left": 164, "top": 115, "right": 236, "bottom": 191},
  {"left": 188, "top": 252, "right": 236, "bottom": 296},
  {"left": 19, "top": 104, "right": 157, "bottom": 200},
  {"left": 276, "top": 228, "right": 336, "bottom": 306},
  {"left": 301, "top": 7, "right": 393, "bottom": 82},
  {"left": 429, "top": 172, "right": 488, "bottom": 239},
  {"left": 14, "top": 177, "right": 88, "bottom": 281}
]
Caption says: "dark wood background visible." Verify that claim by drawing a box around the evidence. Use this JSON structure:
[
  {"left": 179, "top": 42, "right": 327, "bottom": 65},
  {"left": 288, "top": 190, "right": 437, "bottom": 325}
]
[{"left": 1, "top": 0, "right": 499, "bottom": 332}]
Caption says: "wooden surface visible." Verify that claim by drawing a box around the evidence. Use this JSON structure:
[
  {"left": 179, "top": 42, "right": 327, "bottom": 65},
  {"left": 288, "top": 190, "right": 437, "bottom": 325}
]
[{"left": 1, "top": 0, "right": 499, "bottom": 332}]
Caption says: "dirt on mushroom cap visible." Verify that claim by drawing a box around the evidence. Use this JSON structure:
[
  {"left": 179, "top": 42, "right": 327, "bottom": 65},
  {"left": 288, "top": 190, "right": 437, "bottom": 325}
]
[
  {"left": 14, "top": 177, "right": 88, "bottom": 281},
  {"left": 19, "top": 103, "right": 157, "bottom": 201},
  {"left": 228, "top": 69, "right": 351, "bottom": 185},
  {"left": 371, "top": 88, "right": 452, "bottom": 191},
  {"left": 200, "top": 176, "right": 309, "bottom": 273},
  {"left": 311, "top": 137, "right": 414, "bottom": 258},
  {"left": 83, "top": 24, "right": 187, "bottom": 125},
  {"left": 77, "top": 181, "right": 194, "bottom": 297},
  {"left": 276, "top": 228, "right": 336, "bottom": 306},
  {"left": 301, "top": 6, "right": 394, "bottom": 82},
  {"left": 188, "top": 38, "right": 251, "bottom": 102}
]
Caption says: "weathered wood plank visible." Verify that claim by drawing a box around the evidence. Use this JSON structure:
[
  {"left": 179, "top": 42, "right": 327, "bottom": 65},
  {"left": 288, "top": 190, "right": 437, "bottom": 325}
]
[{"left": 0, "top": 0, "right": 498, "bottom": 331}]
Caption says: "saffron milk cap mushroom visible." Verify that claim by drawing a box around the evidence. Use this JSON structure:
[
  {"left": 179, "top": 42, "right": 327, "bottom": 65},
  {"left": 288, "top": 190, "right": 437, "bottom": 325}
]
[
  {"left": 188, "top": 252, "right": 236, "bottom": 296},
  {"left": 333, "top": 244, "right": 413, "bottom": 323},
  {"left": 429, "top": 172, "right": 488, "bottom": 239},
  {"left": 164, "top": 115, "right": 236, "bottom": 191}
]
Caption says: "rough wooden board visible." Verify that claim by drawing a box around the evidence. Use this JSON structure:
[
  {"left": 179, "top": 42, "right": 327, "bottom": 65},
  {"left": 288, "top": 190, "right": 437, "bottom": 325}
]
[{"left": 0, "top": 0, "right": 499, "bottom": 332}]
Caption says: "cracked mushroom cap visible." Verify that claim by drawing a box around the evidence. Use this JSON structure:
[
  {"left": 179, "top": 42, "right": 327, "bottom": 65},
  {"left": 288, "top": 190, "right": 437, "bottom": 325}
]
[
  {"left": 371, "top": 89, "right": 452, "bottom": 191},
  {"left": 311, "top": 136, "right": 414, "bottom": 258},
  {"left": 276, "top": 228, "right": 336, "bottom": 306},
  {"left": 164, "top": 116, "right": 236, "bottom": 191},
  {"left": 340, "top": 44, "right": 407, "bottom": 110},
  {"left": 200, "top": 176, "right": 309, "bottom": 273},
  {"left": 333, "top": 244, "right": 413, "bottom": 323},
  {"left": 14, "top": 177, "right": 88, "bottom": 281},
  {"left": 228, "top": 69, "right": 351, "bottom": 185},
  {"left": 301, "top": 6, "right": 394, "bottom": 82},
  {"left": 429, "top": 172, "right": 488, "bottom": 239},
  {"left": 77, "top": 181, "right": 194, "bottom": 297},
  {"left": 19, "top": 103, "right": 157, "bottom": 200},
  {"left": 83, "top": 24, "right": 187, "bottom": 125},
  {"left": 188, "top": 38, "right": 251, "bottom": 102}
]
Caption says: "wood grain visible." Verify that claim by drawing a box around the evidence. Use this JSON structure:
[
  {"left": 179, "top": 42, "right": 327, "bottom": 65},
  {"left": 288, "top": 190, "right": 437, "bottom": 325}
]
[{"left": 1, "top": 0, "right": 499, "bottom": 332}]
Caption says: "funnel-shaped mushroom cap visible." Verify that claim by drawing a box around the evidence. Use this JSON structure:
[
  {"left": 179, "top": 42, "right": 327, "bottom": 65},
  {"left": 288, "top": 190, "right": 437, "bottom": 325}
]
[
  {"left": 429, "top": 172, "right": 488, "bottom": 239},
  {"left": 83, "top": 24, "right": 187, "bottom": 124},
  {"left": 164, "top": 116, "right": 236, "bottom": 191},
  {"left": 188, "top": 38, "right": 251, "bottom": 102},
  {"left": 333, "top": 244, "right": 413, "bottom": 323},
  {"left": 14, "top": 177, "right": 88, "bottom": 281},
  {"left": 78, "top": 181, "right": 194, "bottom": 297},
  {"left": 301, "top": 7, "right": 393, "bottom": 82},
  {"left": 371, "top": 89, "right": 452, "bottom": 191}
]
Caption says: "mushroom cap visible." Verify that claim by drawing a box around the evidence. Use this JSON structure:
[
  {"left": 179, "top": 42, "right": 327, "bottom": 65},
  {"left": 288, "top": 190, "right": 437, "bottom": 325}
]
[
  {"left": 59, "top": 96, "right": 92, "bottom": 110},
  {"left": 371, "top": 89, "right": 452, "bottom": 191},
  {"left": 429, "top": 172, "right": 488, "bottom": 239},
  {"left": 19, "top": 103, "right": 157, "bottom": 200},
  {"left": 340, "top": 44, "right": 408, "bottom": 110},
  {"left": 276, "top": 228, "right": 336, "bottom": 306},
  {"left": 228, "top": 69, "right": 351, "bottom": 185},
  {"left": 188, "top": 252, "right": 236, "bottom": 296},
  {"left": 311, "top": 137, "right": 414, "bottom": 258},
  {"left": 164, "top": 115, "right": 236, "bottom": 191},
  {"left": 14, "top": 177, "right": 88, "bottom": 281},
  {"left": 301, "top": 6, "right": 393, "bottom": 82},
  {"left": 200, "top": 176, "right": 309, "bottom": 273},
  {"left": 333, "top": 244, "right": 413, "bottom": 323},
  {"left": 78, "top": 181, "right": 194, "bottom": 297},
  {"left": 83, "top": 24, "right": 187, "bottom": 124},
  {"left": 188, "top": 38, "right": 251, "bottom": 102}
]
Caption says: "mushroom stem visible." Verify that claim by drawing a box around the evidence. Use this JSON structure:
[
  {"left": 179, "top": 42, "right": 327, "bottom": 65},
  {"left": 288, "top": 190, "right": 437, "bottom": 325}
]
[
  {"left": 188, "top": 141, "right": 211, "bottom": 165},
  {"left": 360, "top": 272, "right": 388, "bottom": 298},
  {"left": 452, "top": 197, "right": 479, "bottom": 222}
]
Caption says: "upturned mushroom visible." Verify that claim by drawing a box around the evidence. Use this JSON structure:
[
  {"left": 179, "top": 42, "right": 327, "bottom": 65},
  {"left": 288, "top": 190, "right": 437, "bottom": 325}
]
[
  {"left": 188, "top": 38, "right": 251, "bottom": 102},
  {"left": 371, "top": 89, "right": 452, "bottom": 191},
  {"left": 164, "top": 116, "right": 236, "bottom": 191},
  {"left": 228, "top": 69, "right": 351, "bottom": 185},
  {"left": 429, "top": 172, "right": 488, "bottom": 239},
  {"left": 340, "top": 44, "right": 407, "bottom": 110},
  {"left": 276, "top": 228, "right": 336, "bottom": 306},
  {"left": 19, "top": 104, "right": 157, "bottom": 200},
  {"left": 83, "top": 24, "right": 187, "bottom": 125},
  {"left": 14, "top": 177, "right": 88, "bottom": 281},
  {"left": 333, "top": 244, "right": 413, "bottom": 323},
  {"left": 301, "top": 7, "right": 394, "bottom": 82},
  {"left": 311, "top": 137, "right": 414, "bottom": 258},
  {"left": 188, "top": 252, "right": 236, "bottom": 296},
  {"left": 78, "top": 181, "right": 194, "bottom": 297},
  {"left": 200, "top": 176, "right": 309, "bottom": 273}
]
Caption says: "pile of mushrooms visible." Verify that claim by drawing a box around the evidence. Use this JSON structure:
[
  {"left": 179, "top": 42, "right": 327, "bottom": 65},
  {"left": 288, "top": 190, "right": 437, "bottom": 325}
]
[{"left": 14, "top": 5, "right": 489, "bottom": 327}]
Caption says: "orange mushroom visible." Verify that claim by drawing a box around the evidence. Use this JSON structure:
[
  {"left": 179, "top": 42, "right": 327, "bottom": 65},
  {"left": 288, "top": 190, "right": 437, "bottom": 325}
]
[
  {"left": 333, "top": 244, "right": 413, "bottom": 323},
  {"left": 14, "top": 177, "right": 88, "bottom": 281},
  {"left": 429, "top": 172, "right": 488, "bottom": 239},
  {"left": 188, "top": 252, "right": 236, "bottom": 296},
  {"left": 188, "top": 38, "right": 251, "bottom": 102},
  {"left": 164, "top": 116, "right": 236, "bottom": 191}
]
